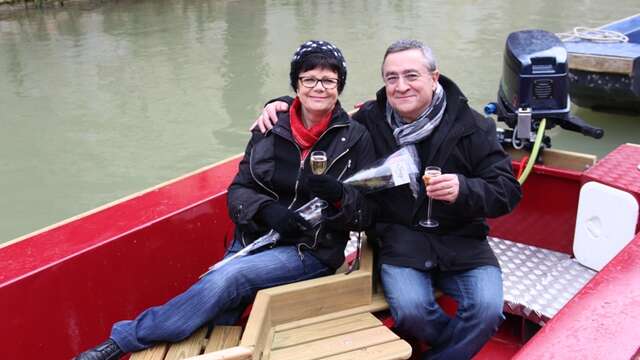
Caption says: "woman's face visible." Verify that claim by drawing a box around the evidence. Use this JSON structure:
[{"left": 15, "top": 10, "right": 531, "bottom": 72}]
[{"left": 296, "top": 67, "right": 339, "bottom": 117}]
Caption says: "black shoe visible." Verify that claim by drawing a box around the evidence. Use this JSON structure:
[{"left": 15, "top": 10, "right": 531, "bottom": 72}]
[{"left": 75, "top": 339, "right": 124, "bottom": 360}]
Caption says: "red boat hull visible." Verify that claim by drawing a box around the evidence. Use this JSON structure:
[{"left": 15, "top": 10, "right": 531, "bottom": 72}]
[
  {"left": 0, "top": 158, "right": 239, "bottom": 359},
  {"left": 1, "top": 145, "right": 639, "bottom": 360}
]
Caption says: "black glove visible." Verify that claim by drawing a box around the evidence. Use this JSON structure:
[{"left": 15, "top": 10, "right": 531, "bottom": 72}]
[
  {"left": 306, "top": 175, "right": 344, "bottom": 203},
  {"left": 257, "top": 202, "right": 312, "bottom": 237}
]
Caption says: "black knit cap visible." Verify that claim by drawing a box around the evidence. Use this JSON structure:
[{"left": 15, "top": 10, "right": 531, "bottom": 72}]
[{"left": 290, "top": 40, "right": 347, "bottom": 94}]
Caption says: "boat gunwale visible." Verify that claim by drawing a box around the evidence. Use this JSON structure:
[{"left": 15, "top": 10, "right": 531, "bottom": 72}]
[
  {"left": 0, "top": 153, "right": 243, "bottom": 250},
  {"left": 0, "top": 153, "right": 242, "bottom": 286},
  {"left": 598, "top": 13, "right": 640, "bottom": 33}
]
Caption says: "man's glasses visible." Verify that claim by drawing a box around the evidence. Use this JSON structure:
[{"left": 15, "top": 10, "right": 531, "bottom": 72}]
[
  {"left": 298, "top": 77, "right": 339, "bottom": 89},
  {"left": 383, "top": 72, "right": 428, "bottom": 86}
]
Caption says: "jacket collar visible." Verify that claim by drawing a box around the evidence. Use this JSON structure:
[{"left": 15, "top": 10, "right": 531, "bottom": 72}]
[
  {"left": 271, "top": 100, "right": 349, "bottom": 140},
  {"left": 375, "top": 75, "right": 467, "bottom": 124},
  {"left": 374, "top": 74, "right": 476, "bottom": 164}
]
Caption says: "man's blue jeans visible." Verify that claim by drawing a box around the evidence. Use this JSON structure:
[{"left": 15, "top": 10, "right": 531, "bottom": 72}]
[
  {"left": 380, "top": 264, "right": 504, "bottom": 360},
  {"left": 111, "top": 242, "right": 331, "bottom": 353}
]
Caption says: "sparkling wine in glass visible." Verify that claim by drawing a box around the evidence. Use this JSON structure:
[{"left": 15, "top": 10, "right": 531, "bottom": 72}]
[
  {"left": 419, "top": 166, "right": 442, "bottom": 228},
  {"left": 310, "top": 151, "right": 327, "bottom": 175}
]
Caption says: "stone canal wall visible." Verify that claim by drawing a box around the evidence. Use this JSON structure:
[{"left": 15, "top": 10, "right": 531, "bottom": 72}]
[
  {"left": 0, "top": 0, "right": 69, "bottom": 14},
  {"left": 0, "top": 0, "right": 67, "bottom": 6}
]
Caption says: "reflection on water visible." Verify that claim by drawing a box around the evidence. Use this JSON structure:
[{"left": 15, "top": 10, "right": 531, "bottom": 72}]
[
  {"left": 217, "top": 0, "right": 267, "bottom": 144},
  {"left": 0, "top": 0, "right": 639, "bottom": 242}
]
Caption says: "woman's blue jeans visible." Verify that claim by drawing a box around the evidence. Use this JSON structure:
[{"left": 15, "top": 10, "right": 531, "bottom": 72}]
[
  {"left": 111, "top": 242, "right": 331, "bottom": 353},
  {"left": 380, "top": 264, "right": 504, "bottom": 360}
]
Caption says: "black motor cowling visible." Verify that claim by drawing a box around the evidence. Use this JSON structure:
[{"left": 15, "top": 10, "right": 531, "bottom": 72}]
[
  {"left": 487, "top": 29, "right": 603, "bottom": 148},
  {"left": 500, "top": 30, "right": 569, "bottom": 123}
]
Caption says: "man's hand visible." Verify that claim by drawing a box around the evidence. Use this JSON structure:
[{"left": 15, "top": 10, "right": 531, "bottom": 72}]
[
  {"left": 250, "top": 101, "right": 290, "bottom": 133},
  {"left": 426, "top": 174, "right": 459, "bottom": 203}
]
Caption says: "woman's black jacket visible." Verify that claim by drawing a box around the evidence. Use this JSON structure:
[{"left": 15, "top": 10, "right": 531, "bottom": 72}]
[
  {"left": 352, "top": 76, "right": 522, "bottom": 272},
  {"left": 227, "top": 101, "right": 376, "bottom": 270}
]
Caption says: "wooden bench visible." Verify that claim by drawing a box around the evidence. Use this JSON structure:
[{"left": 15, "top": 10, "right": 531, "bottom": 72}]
[
  {"left": 265, "top": 295, "right": 406, "bottom": 360},
  {"left": 131, "top": 237, "right": 411, "bottom": 360},
  {"left": 200, "top": 238, "right": 410, "bottom": 360}
]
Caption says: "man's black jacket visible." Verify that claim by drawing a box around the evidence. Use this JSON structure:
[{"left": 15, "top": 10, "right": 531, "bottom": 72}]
[
  {"left": 227, "top": 102, "right": 375, "bottom": 270},
  {"left": 351, "top": 75, "right": 522, "bottom": 271}
]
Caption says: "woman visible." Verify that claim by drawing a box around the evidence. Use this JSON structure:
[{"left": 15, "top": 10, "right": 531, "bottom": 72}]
[{"left": 75, "top": 40, "right": 375, "bottom": 360}]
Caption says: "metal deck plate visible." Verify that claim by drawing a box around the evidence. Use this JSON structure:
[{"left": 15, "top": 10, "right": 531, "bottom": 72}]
[
  {"left": 345, "top": 235, "right": 597, "bottom": 325},
  {"left": 489, "top": 237, "right": 596, "bottom": 325}
]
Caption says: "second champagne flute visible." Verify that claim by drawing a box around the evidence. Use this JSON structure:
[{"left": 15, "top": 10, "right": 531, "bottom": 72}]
[{"left": 419, "top": 166, "right": 442, "bottom": 228}]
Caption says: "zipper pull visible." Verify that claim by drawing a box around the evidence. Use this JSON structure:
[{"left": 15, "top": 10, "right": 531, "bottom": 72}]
[{"left": 337, "top": 159, "right": 352, "bottom": 181}]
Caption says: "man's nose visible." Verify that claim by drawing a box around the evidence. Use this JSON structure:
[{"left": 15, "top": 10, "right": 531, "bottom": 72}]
[{"left": 395, "top": 78, "right": 410, "bottom": 92}]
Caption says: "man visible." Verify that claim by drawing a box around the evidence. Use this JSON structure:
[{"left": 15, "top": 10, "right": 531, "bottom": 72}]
[{"left": 256, "top": 39, "right": 522, "bottom": 359}]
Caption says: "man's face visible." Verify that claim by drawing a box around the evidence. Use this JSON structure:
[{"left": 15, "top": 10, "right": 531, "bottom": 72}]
[{"left": 382, "top": 49, "right": 440, "bottom": 122}]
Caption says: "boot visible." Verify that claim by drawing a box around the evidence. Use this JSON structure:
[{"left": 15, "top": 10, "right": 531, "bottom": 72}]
[{"left": 74, "top": 339, "right": 124, "bottom": 360}]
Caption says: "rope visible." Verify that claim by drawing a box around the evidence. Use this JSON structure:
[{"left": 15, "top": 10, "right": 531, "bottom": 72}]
[{"left": 557, "top": 27, "right": 629, "bottom": 43}]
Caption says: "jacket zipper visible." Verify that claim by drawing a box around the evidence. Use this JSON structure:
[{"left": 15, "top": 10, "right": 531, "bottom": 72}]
[
  {"left": 241, "top": 232, "right": 247, "bottom": 248},
  {"left": 289, "top": 123, "right": 349, "bottom": 259},
  {"left": 249, "top": 147, "right": 280, "bottom": 201},
  {"left": 290, "top": 143, "right": 306, "bottom": 259},
  {"left": 283, "top": 122, "right": 349, "bottom": 210},
  {"left": 314, "top": 123, "right": 348, "bottom": 147},
  {"left": 336, "top": 159, "right": 352, "bottom": 181},
  {"left": 297, "top": 225, "right": 322, "bottom": 260},
  {"left": 241, "top": 147, "right": 282, "bottom": 248},
  {"left": 288, "top": 143, "right": 304, "bottom": 210},
  {"left": 272, "top": 122, "right": 350, "bottom": 259},
  {"left": 325, "top": 149, "right": 350, "bottom": 176},
  {"left": 297, "top": 158, "right": 352, "bottom": 256}
]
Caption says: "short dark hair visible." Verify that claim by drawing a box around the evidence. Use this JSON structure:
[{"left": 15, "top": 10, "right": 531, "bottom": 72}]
[
  {"left": 289, "top": 40, "right": 347, "bottom": 94},
  {"left": 381, "top": 39, "right": 437, "bottom": 76},
  {"left": 291, "top": 54, "right": 344, "bottom": 93}
]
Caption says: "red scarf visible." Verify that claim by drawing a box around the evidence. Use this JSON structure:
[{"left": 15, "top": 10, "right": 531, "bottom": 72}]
[{"left": 289, "top": 97, "right": 333, "bottom": 160}]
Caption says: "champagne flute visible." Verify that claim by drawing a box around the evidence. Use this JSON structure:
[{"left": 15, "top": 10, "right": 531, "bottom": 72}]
[
  {"left": 419, "top": 166, "right": 442, "bottom": 228},
  {"left": 310, "top": 151, "right": 327, "bottom": 175}
]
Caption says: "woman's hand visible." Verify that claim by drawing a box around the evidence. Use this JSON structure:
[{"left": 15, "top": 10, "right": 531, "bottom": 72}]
[
  {"left": 250, "top": 101, "right": 290, "bottom": 133},
  {"left": 258, "top": 202, "right": 311, "bottom": 237},
  {"left": 427, "top": 174, "right": 459, "bottom": 203},
  {"left": 306, "top": 175, "right": 343, "bottom": 203}
]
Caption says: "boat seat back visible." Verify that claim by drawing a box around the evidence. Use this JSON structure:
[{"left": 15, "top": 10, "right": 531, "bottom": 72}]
[{"left": 573, "top": 181, "right": 639, "bottom": 271}]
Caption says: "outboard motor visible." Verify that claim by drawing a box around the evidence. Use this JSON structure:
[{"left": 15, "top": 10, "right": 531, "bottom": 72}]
[{"left": 485, "top": 29, "right": 603, "bottom": 150}]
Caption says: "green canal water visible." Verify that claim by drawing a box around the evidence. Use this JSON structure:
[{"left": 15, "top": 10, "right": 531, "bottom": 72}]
[{"left": 1, "top": 0, "right": 639, "bottom": 242}]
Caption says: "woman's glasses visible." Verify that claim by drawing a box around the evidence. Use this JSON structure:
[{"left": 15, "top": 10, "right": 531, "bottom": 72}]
[{"left": 299, "top": 77, "right": 339, "bottom": 89}]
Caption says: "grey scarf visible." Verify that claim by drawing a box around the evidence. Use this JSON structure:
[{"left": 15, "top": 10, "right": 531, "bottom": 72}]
[{"left": 386, "top": 82, "right": 447, "bottom": 147}]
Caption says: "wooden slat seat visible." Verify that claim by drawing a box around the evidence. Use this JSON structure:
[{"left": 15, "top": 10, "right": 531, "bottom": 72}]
[
  {"left": 269, "top": 312, "right": 410, "bottom": 360},
  {"left": 322, "top": 340, "right": 413, "bottom": 360},
  {"left": 272, "top": 312, "right": 382, "bottom": 349},
  {"left": 185, "top": 237, "right": 411, "bottom": 360},
  {"left": 130, "top": 325, "right": 242, "bottom": 360}
]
